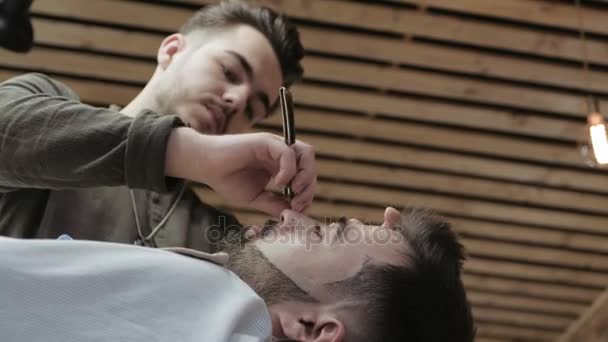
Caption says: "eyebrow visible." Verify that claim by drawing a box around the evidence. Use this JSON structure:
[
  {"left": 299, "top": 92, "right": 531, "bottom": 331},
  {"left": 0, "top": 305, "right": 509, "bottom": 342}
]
[{"left": 226, "top": 50, "right": 271, "bottom": 115}]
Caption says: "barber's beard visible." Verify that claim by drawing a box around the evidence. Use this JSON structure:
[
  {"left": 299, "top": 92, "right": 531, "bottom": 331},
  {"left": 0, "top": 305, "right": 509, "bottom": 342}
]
[
  {"left": 218, "top": 221, "right": 315, "bottom": 305},
  {"left": 151, "top": 73, "right": 177, "bottom": 113},
  {"left": 151, "top": 74, "right": 194, "bottom": 124}
]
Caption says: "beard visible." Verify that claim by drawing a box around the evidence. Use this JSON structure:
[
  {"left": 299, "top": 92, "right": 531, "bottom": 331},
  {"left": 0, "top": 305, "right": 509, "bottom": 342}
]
[{"left": 218, "top": 220, "right": 315, "bottom": 305}]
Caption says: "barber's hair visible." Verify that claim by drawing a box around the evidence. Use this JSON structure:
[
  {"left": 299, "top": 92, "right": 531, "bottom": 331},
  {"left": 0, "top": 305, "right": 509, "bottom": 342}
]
[
  {"left": 180, "top": 0, "right": 304, "bottom": 88},
  {"left": 328, "top": 207, "right": 475, "bottom": 342}
]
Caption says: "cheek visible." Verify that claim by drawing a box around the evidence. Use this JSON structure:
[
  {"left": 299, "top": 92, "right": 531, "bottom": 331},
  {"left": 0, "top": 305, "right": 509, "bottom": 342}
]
[
  {"left": 256, "top": 233, "right": 319, "bottom": 266},
  {"left": 292, "top": 250, "right": 364, "bottom": 286},
  {"left": 325, "top": 249, "right": 365, "bottom": 279},
  {"left": 176, "top": 59, "right": 223, "bottom": 96}
]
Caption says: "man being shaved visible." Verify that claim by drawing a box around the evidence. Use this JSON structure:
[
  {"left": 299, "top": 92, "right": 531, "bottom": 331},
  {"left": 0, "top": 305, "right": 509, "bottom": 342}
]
[
  {"left": 222, "top": 206, "right": 475, "bottom": 341},
  {"left": 0, "top": 206, "right": 474, "bottom": 342}
]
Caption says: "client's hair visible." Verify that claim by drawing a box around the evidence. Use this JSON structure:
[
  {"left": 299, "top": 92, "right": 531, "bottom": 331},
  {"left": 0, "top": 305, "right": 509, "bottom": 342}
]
[{"left": 327, "top": 207, "right": 475, "bottom": 342}]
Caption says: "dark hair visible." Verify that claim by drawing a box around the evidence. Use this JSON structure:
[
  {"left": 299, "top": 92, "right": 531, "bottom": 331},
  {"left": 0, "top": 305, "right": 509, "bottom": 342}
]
[
  {"left": 180, "top": 0, "right": 304, "bottom": 88},
  {"left": 328, "top": 207, "right": 475, "bottom": 342}
]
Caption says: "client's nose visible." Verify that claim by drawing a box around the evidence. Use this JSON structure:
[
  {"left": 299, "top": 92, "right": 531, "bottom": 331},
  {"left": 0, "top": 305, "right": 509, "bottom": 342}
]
[
  {"left": 280, "top": 209, "right": 301, "bottom": 226},
  {"left": 279, "top": 209, "right": 316, "bottom": 230}
]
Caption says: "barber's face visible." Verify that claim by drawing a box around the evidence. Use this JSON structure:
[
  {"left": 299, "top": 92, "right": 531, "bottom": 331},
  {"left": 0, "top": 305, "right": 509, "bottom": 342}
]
[
  {"left": 155, "top": 24, "right": 282, "bottom": 134},
  {"left": 250, "top": 207, "right": 408, "bottom": 302}
]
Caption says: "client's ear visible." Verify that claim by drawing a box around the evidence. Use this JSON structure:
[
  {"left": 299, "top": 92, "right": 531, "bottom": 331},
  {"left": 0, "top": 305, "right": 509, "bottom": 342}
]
[
  {"left": 382, "top": 206, "right": 401, "bottom": 230},
  {"left": 309, "top": 315, "right": 345, "bottom": 342},
  {"left": 278, "top": 310, "right": 345, "bottom": 342}
]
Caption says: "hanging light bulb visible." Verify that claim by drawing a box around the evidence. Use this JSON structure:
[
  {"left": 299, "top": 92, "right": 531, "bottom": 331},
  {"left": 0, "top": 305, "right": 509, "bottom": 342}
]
[
  {"left": 586, "top": 112, "right": 608, "bottom": 165},
  {"left": 573, "top": 0, "right": 607, "bottom": 168}
]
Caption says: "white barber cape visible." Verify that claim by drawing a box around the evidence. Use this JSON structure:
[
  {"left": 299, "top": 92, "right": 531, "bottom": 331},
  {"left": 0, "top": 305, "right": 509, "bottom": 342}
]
[{"left": 0, "top": 237, "right": 272, "bottom": 342}]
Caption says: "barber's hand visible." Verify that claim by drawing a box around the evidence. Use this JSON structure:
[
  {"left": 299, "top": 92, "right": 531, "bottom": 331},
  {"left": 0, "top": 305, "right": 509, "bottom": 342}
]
[{"left": 165, "top": 129, "right": 316, "bottom": 217}]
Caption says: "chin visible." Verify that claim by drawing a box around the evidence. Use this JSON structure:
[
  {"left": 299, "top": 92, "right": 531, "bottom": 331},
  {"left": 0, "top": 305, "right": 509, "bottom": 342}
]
[
  {"left": 173, "top": 105, "right": 213, "bottom": 134},
  {"left": 184, "top": 114, "right": 214, "bottom": 134}
]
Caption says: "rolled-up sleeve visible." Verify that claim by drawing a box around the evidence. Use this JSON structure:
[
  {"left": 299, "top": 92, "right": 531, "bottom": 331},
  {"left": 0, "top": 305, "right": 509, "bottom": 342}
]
[{"left": 125, "top": 110, "right": 184, "bottom": 192}]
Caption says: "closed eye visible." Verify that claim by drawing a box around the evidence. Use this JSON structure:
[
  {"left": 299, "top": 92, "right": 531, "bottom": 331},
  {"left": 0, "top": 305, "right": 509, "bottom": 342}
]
[
  {"left": 313, "top": 224, "right": 322, "bottom": 238},
  {"left": 222, "top": 64, "right": 239, "bottom": 83},
  {"left": 245, "top": 103, "right": 254, "bottom": 121},
  {"left": 338, "top": 217, "right": 348, "bottom": 233}
]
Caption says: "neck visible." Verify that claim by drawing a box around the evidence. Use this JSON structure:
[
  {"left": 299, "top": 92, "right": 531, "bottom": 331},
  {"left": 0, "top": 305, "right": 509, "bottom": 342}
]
[{"left": 121, "top": 69, "right": 163, "bottom": 118}]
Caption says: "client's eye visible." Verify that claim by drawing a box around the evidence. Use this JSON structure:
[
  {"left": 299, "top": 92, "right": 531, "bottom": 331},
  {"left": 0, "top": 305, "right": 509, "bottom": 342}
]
[{"left": 313, "top": 224, "right": 322, "bottom": 238}]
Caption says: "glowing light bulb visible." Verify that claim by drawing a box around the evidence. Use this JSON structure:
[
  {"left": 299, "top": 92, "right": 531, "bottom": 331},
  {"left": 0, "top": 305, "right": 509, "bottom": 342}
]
[{"left": 587, "top": 113, "right": 608, "bottom": 165}]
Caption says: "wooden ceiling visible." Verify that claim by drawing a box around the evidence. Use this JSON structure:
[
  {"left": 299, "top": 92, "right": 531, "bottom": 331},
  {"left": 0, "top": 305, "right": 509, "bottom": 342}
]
[{"left": 3, "top": 0, "right": 608, "bottom": 340}]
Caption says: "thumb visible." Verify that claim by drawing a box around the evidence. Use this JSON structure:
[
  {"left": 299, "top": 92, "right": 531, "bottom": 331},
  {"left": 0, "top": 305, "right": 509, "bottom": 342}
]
[{"left": 251, "top": 191, "right": 290, "bottom": 217}]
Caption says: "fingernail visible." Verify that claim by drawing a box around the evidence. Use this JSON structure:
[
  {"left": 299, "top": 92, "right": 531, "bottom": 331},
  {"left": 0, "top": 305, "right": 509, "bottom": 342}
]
[{"left": 292, "top": 201, "right": 303, "bottom": 212}]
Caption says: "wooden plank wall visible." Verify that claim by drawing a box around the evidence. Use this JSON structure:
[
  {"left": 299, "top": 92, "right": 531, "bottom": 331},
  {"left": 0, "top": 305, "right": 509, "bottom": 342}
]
[
  {"left": 2, "top": 0, "right": 608, "bottom": 340},
  {"left": 558, "top": 290, "right": 608, "bottom": 341}
]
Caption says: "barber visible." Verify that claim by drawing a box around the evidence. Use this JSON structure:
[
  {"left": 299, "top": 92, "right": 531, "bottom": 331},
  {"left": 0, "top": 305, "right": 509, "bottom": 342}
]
[{"left": 0, "top": 1, "right": 315, "bottom": 249}]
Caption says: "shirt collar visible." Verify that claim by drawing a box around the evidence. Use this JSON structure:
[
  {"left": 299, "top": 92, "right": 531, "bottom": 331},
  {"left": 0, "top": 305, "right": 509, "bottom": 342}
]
[{"left": 162, "top": 247, "right": 230, "bottom": 266}]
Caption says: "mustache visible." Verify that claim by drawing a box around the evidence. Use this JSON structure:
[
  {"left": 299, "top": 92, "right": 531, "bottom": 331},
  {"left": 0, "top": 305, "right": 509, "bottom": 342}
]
[
  {"left": 238, "top": 219, "right": 279, "bottom": 242},
  {"left": 261, "top": 219, "right": 279, "bottom": 237}
]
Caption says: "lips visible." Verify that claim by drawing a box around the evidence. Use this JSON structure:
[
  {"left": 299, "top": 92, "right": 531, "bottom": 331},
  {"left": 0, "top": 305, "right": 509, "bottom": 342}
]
[{"left": 205, "top": 104, "right": 225, "bottom": 134}]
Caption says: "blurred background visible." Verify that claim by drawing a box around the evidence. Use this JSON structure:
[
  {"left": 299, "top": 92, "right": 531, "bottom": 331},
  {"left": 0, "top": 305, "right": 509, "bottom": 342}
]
[{"left": 2, "top": 0, "right": 608, "bottom": 341}]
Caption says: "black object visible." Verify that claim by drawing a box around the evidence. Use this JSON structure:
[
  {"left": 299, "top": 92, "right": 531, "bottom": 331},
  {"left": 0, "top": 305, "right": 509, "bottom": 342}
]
[
  {"left": 0, "top": 0, "right": 34, "bottom": 53},
  {"left": 279, "top": 87, "right": 295, "bottom": 200}
]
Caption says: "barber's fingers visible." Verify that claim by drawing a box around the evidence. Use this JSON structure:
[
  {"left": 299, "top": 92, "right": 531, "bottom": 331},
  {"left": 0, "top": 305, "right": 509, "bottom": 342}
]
[
  {"left": 289, "top": 141, "right": 317, "bottom": 212},
  {"left": 291, "top": 182, "right": 315, "bottom": 212},
  {"left": 299, "top": 204, "right": 311, "bottom": 214},
  {"left": 253, "top": 135, "right": 316, "bottom": 214},
  {"left": 251, "top": 191, "right": 290, "bottom": 217},
  {"left": 274, "top": 147, "right": 297, "bottom": 188},
  {"left": 290, "top": 141, "right": 316, "bottom": 192},
  {"left": 255, "top": 133, "right": 297, "bottom": 188}
]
